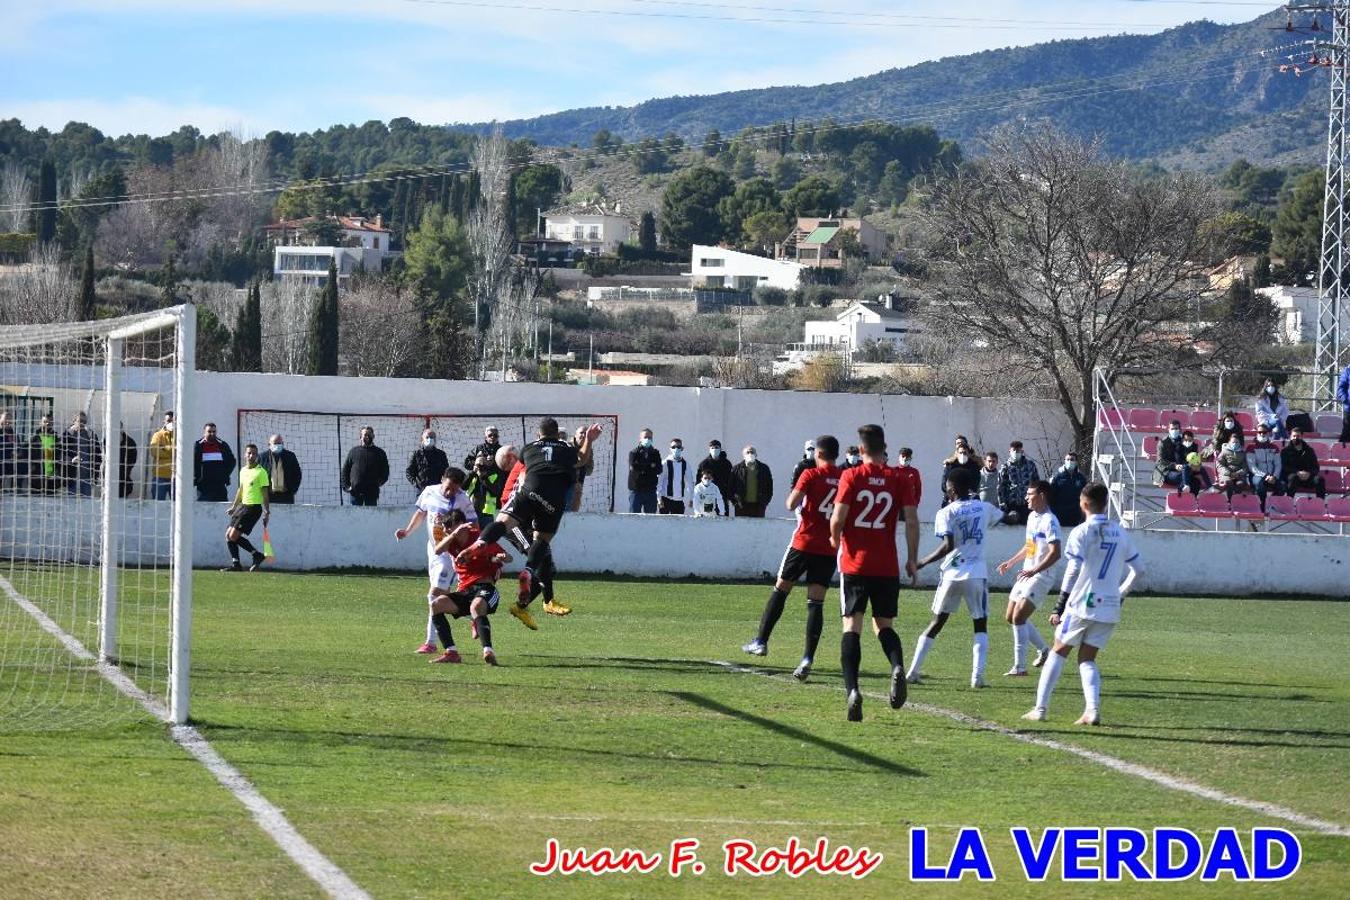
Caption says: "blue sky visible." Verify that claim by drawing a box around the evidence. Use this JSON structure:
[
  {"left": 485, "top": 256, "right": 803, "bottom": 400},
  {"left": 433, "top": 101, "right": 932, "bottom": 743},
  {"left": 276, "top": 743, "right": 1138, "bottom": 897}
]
[{"left": 2, "top": 1, "right": 1276, "bottom": 138}]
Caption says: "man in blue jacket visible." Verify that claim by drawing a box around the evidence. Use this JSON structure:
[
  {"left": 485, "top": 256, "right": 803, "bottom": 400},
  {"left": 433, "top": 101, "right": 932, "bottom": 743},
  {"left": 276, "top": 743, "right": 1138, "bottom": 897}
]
[{"left": 1337, "top": 363, "right": 1350, "bottom": 444}]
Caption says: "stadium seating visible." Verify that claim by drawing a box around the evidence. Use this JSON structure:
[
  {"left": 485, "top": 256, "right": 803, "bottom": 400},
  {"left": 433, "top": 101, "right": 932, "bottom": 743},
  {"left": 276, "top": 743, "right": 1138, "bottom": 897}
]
[
  {"left": 1165, "top": 493, "right": 1198, "bottom": 517},
  {"left": 1326, "top": 443, "right": 1350, "bottom": 465},
  {"left": 1266, "top": 495, "right": 1298, "bottom": 521},
  {"left": 1127, "top": 407, "right": 1162, "bottom": 432},
  {"left": 1099, "top": 407, "right": 1126, "bottom": 429},
  {"left": 1315, "top": 413, "right": 1342, "bottom": 437},
  {"left": 1234, "top": 411, "right": 1255, "bottom": 433},
  {"left": 1230, "top": 493, "right": 1264, "bottom": 521},
  {"left": 1194, "top": 492, "right": 1231, "bottom": 518},
  {"left": 1157, "top": 409, "right": 1191, "bottom": 429},
  {"left": 1323, "top": 470, "right": 1345, "bottom": 494},
  {"left": 1142, "top": 435, "right": 1160, "bottom": 458},
  {"left": 1190, "top": 410, "right": 1218, "bottom": 432},
  {"left": 1293, "top": 497, "right": 1328, "bottom": 521},
  {"left": 1327, "top": 496, "right": 1350, "bottom": 523}
]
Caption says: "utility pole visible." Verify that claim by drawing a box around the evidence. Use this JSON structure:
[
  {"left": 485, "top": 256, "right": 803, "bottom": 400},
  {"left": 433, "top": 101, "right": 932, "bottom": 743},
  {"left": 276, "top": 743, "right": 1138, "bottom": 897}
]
[
  {"left": 547, "top": 319, "right": 554, "bottom": 383},
  {"left": 1288, "top": 3, "right": 1350, "bottom": 408},
  {"left": 588, "top": 333, "right": 594, "bottom": 384}
]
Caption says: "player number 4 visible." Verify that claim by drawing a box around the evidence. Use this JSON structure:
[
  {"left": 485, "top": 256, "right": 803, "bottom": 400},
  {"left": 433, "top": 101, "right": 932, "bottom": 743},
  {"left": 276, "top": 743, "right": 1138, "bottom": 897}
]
[{"left": 818, "top": 487, "right": 836, "bottom": 518}]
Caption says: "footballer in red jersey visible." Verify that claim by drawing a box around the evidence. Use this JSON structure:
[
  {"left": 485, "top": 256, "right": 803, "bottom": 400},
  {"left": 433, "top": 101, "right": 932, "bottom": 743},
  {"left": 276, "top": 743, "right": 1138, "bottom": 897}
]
[
  {"left": 742, "top": 435, "right": 842, "bottom": 683},
  {"left": 428, "top": 510, "right": 512, "bottom": 665},
  {"left": 828, "top": 424, "right": 921, "bottom": 722}
]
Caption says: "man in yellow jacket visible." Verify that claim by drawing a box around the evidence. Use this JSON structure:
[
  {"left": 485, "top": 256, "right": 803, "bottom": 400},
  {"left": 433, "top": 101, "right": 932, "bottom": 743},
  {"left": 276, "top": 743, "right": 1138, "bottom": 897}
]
[{"left": 148, "top": 411, "right": 175, "bottom": 500}]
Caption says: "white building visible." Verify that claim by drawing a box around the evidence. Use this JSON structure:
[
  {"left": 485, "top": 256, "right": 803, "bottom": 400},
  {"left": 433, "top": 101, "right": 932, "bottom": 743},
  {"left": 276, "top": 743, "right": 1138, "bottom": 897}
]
[
  {"left": 543, "top": 204, "right": 635, "bottom": 255},
  {"left": 689, "top": 245, "right": 804, "bottom": 291},
  {"left": 1256, "top": 285, "right": 1318, "bottom": 344},
  {"left": 265, "top": 215, "right": 396, "bottom": 288},
  {"left": 774, "top": 300, "right": 920, "bottom": 372}
]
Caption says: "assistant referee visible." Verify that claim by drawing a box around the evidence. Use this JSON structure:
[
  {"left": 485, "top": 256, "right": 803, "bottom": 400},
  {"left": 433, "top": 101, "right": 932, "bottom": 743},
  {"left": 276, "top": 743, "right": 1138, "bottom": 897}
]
[{"left": 224, "top": 443, "right": 271, "bottom": 572}]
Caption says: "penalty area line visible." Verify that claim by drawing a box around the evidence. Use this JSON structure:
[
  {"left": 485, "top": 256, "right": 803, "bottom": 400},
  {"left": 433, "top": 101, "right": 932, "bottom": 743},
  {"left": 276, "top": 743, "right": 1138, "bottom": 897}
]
[
  {"left": 709, "top": 659, "right": 1350, "bottom": 838},
  {"left": 0, "top": 576, "right": 371, "bottom": 900}
]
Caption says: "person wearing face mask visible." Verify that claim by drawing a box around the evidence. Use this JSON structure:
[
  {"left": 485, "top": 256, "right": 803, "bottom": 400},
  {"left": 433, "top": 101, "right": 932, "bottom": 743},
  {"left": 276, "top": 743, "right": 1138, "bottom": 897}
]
[
  {"left": 692, "top": 470, "right": 726, "bottom": 517},
  {"left": 627, "top": 427, "right": 662, "bottom": 514},
  {"left": 1279, "top": 427, "right": 1327, "bottom": 499},
  {"left": 341, "top": 425, "right": 390, "bottom": 507},
  {"left": 148, "top": 411, "right": 176, "bottom": 500},
  {"left": 1049, "top": 452, "right": 1087, "bottom": 527},
  {"left": 257, "top": 433, "right": 302, "bottom": 504},
  {"left": 840, "top": 445, "right": 862, "bottom": 470},
  {"left": 1152, "top": 419, "right": 1188, "bottom": 491},
  {"left": 1246, "top": 424, "right": 1283, "bottom": 511},
  {"left": 696, "top": 439, "right": 735, "bottom": 514},
  {"left": 406, "top": 428, "right": 449, "bottom": 491},
  {"left": 997, "top": 440, "right": 1040, "bottom": 524},
  {"left": 731, "top": 445, "right": 774, "bottom": 518},
  {"left": 941, "top": 437, "right": 980, "bottom": 493},
  {"left": 791, "top": 439, "right": 817, "bottom": 486},
  {"left": 1254, "top": 379, "right": 1290, "bottom": 440},
  {"left": 657, "top": 438, "right": 693, "bottom": 515},
  {"left": 192, "top": 421, "right": 235, "bottom": 503},
  {"left": 1215, "top": 434, "right": 1254, "bottom": 500},
  {"left": 1207, "top": 411, "right": 1244, "bottom": 460}
]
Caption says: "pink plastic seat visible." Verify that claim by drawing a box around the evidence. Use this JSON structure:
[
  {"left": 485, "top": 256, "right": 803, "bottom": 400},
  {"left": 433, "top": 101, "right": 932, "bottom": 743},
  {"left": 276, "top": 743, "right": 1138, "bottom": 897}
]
[
  {"left": 1326, "top": 496, "right": 1350, "bottom": 523},
  {"left": 1190, "top": 410, "right": 1218, "bottom": 432},
  {"left": 1230, "top": 493, "right": 1264, "bottom": 521},
  {"left": 1142, "top": 436, "right": 1160, "bottom": 458},
  {"left": 1127, "top": 407, "right": 1162, "bottom": 432},
  {"left": 1315, "top": 413, "right": 1342, "bottom": 437},
  {"left": 1233, "top": 411, "right": 1256, "bottom": 433},
  {"left": 1194, "top": 493, "right": 1230, "bottom": 517},
  {"left": 1165, "top": 493, "right": 1198, "bottom": 516},
  {"left": 1294, "top": 497, "right": 1328, "bottom": 521},
  {"left": 1325, "top": 443, "right": 1350, "bottom": 465},
  {"left": 1157, "top": 409, "right": 1191, "bottom": 430},
  {"left": 1098, "top": 407, "right": 1126, "bottom": 429},
  {"left": 1323, "top": 470, "right": 1345, "bottom": 495},
  {"left": 1266, "top": 495, "right": 1298, "bottom": 520}
]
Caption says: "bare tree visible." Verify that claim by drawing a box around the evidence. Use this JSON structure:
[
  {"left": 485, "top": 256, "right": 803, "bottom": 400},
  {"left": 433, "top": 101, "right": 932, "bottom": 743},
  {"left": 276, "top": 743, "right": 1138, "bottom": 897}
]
[
  {"left": 467, "top": 126, "right": 515, "bottom": 374},
  {"left": 917, "top": 124, "right": 1219, "bottom": 451},
  {"left": 1, "top": 163, "right": 33, "bottom": 234},
  {"left": 0, "top": 243, "right": 77, "bottom": 325},
  {"left": 260, "top": 279, "right": 314, "bottom": 374},
  {"left": 205, "top": 129, "right": 269, "bottom": 241},
  {"left": 95, "top": 200, "right": 173, "bottom": 272},
  {"left": 339, "top": 278, "right": 421, "bottom": 377},
  {"left": 183, "top": 279, "right": 243, "bottom": 325}
]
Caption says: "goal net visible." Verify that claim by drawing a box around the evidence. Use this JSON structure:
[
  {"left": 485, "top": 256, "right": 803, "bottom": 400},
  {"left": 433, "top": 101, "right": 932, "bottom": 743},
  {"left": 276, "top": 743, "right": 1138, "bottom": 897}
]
[
  {"left": 0, "top": 306, "right": 194, "bottom": 731},
  {"left": 237, "top": 410, "right": 620, "bottom": 512}
]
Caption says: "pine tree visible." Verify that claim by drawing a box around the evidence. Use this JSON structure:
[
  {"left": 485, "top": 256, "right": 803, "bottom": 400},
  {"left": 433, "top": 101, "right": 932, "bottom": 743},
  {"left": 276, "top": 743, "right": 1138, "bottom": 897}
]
[
  {"left": 76, "top": 244, "right": 97, "bottom": 321},
  {"left": 35, "top": 158, "right": 57, "bottom": 244},
  {"left": 638, "top": 211, "right": 657, "bottom": 255},
  {"left": 232, "top": 281, "right": 263, "bottom": 372},
  {"left": 306, "top": 260, "right": 340, "bottom": 375}
]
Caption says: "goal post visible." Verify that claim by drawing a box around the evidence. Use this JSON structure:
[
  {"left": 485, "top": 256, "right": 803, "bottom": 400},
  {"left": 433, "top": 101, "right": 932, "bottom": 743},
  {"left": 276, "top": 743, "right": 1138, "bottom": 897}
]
[{"left": 0, "top": 305, "right": 194, "bottom": 730}]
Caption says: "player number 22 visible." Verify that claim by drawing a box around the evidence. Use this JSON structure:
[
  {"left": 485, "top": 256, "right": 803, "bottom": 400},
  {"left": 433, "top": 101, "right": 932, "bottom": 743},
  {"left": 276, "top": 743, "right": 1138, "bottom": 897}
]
[{"left": 852, "top": 490, "right": 892, "bottom": 529}]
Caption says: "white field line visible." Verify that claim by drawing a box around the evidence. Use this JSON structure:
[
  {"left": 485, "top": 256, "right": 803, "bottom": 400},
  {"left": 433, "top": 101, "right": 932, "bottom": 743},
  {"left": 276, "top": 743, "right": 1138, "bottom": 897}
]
[
  {"left": 709, "top": 659, "right": 1350, "bottom": 838},
  {"left": 1, "top": 576, "right": 371, "bottom": 899}
]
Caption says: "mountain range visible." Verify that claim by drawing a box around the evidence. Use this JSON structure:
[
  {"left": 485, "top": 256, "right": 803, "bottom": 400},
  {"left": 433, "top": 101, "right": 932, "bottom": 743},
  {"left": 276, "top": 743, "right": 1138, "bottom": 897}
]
[{"left": 467, "top": 8, "right": 1326, "bottom": 168}]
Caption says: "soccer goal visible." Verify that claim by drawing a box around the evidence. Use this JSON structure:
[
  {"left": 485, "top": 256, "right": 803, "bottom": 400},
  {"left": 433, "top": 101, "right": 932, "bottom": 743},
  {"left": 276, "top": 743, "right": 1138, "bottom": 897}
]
[
  {"left": 236, "top": 409, "right": 621, "bottom": 512},
  {"left": 0, "top": 306, "right": 194, "bottom": 730}
]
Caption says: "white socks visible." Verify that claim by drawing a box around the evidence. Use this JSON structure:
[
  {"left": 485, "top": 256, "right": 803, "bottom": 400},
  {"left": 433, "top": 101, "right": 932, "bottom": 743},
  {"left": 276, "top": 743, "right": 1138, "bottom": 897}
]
[
  {"left": 972, "top": 632, "right": 989, "bottom": 682},
  {"left": 1011, "top": 623, "right": 1026, "bottom": 671},
  {"left": 425, "top": 611, "right": 437, "bottom": 644},
  {"left": 907, "top": 634, "right": 935, "bottom": 679},
  {"left": 1079, "top": 660, "right": 1101, "bottom": 712},
  {"left": 1026, "top": 623, "right": 1048, "bottom": 651},
  {"left": 1035, "top": 652, "right": 1065, "bottom": 711}
]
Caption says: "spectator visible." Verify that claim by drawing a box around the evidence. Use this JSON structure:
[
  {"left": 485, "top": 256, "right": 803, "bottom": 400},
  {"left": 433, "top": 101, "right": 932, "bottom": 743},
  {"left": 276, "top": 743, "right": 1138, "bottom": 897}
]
[
  {"left": 696, "top": 439, "right": 734, "bottom": 515},
  {"left": 941, "top": 436, "right": 979, "bottom": 487},
  {"left": 1246, "top": 423, "right": 1283, "bottom": 511},
  {"left": 61, "top": 412, "right": 101, "bottom": 497},
  {"left": 148, "top": 411, "right": 175, "bottom": 500},
  {"left": 1049, "top": 451, "right": 1088, "bottom": 526},
  {"left": 258, "top": 434, "right": 302, "bottom": 504},
  {"left": 1206, "top": 411, "right": 1243, "bottom": 459},
  {"left": 568, "top": 426, "right": 593, "bottom": 511},
  {"left": 897, "top": 446, "right": 914, "bottom": 469},
  {"left": 193, "top": 422, "right": 236, "bottom": 502},
  {"left": 841, "top": 445, "right": 862, "bottom": 469},
  {"left": 627, "top": 427, "right": 662, "bottom": 513},
  {"left": 406, "top": 427, "right": 449, "bottom": 491},
  {"left": 997, "top": 439, "right": 1039, "bottom": 524},
  {"left": 790, "top": 439, "right": 816, "bottom": 487},
  {"left": 118, "top": 426, "right": 137, "bottom": 498},
  {"left": 464, "top": 425, "right": 502, "bottom": 470},
  {"left": 978, "top": 451, "right": 1000, "bottom": 505},
  {"left": 1152, "top": 419, "right": 1188, "bottom": 491},
  {"left": 466, "top": 451, "right": 504, "bottom": 526},
  {"left": 1215, "top": 434, "right": 1254, "bottom": 499},
  {"left": 692, "top": 471, "right": 726, "bottom": 517},
  {"left": 1255, "top": 378, "right": 1290, "bottom": 440},
  {"left": 0, "top": 411, "right": 17, "bottom": 492},
  {"left": 341, "top": 425, "right": 390, "bottom": 506},
  {"left": 731, "top": 445, "right": 774, "bottom": 518},
  {"left": 28, "top": 413, "right": 60, "bottom": 495},
  {"left": 1337, "top": 362, "right": 1350, "bottom": 444},
  {"left": 1279, "top": 427, "right": 1327, "bottom": 499},
  {"left": 1178, "top": 430, "right": 1211, "bottom": 495},
  {"left": 658, "top": 437, "right": 693, "bottom": 515}
]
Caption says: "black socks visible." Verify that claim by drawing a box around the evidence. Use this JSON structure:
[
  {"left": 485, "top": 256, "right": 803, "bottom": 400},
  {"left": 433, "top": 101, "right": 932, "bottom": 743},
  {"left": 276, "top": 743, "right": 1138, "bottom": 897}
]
[
  {"left": 841, "top": 631, "right": 861, "bottom": 695},
  {"left": 756, "top": 589, "right": 788, "bottom": 644},
  {"left": 804, "top": 600, "right": 823, "bottom": 662},
  {"left": 877, "top": 627, "right": 905, "bottom": 671},
  {"left": 432, "top": 613, "right": 454, "bottom": 648},
  {"left": 475, "top": 615, "right": 492, "bottom": 650}
]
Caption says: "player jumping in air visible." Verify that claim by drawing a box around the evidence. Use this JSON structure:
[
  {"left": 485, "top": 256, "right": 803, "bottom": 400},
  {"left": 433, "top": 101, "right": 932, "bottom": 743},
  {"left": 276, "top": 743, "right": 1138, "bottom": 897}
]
[
  {"left": 395, "top": 468, "right": 475, "bottom": 654},
  {"left": 907, "top": 467, "right": 1004, "bottom": 688},
  {"left": 459, "top": 418, "right": 603, "bottom": 631},
  {"left": 995, "top": 480, "right": 1060, "bottom": 676},
  {"left": 1023, "top": 482, "right": 1142, "bottom": 726},
  {"left": 495, "top": 444, "right": 569, "bottom": 619},
  {"left": 741, "top": 434, "right": 843, "bottom": 681},
  {"left": 427, "top": 510, "right": 511, "bottom": 666},
  {"left": 829, "top": 424, "right": 920, "bottom": 722}
]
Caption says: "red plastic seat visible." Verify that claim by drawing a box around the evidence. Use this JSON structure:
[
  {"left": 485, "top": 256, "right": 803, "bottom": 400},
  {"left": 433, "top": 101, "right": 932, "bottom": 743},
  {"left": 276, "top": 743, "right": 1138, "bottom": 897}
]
[
  {"left": 1305, "top": 440, "right": 1330, "bottom": 459},
  {"left": 1194, "top": 493, "right": 1230, "bottom": 517},
  {"left": 1323, "top": 470, "right": 1345, "bottom": 495},
  {"left": 1157, "top": 409, "right": 1191, "bottom": 430},
  {"left": 1190, "top": 410, "right": 1218, "bottom": 432},
  {"left": 1294, "top": 497, "right": 1328, "bottom": 521},
  {"left": 1266, "top": 495, "right": 1298, "bottom": 520},
  {"left": 1127, "top": 407, "right": 1162, "bottom": 432},
  {"left": 1327, "top": 496, "right": 1350, "bottom": 523},
  {"left": 1230, "top": 493, "right": 1264, "bottom": 520},
  {"left": 1166, "top": 493, "right": 1199, "bottom": 516},
  {"left": 1325, "top": 443, "right": 1350, "bottom": 465},
  {"left": 1098, "top": 407, "right": 1126, "bottom": 429},
  {"left": 1234, "top": 411, "right": 1256, "bottom": 433},
  {"left": 1142, "top": 436, "right": 1160, "bottom": 458},
  {"left": 1315, "top": 413, "right": 1342, "bottom": 437}
]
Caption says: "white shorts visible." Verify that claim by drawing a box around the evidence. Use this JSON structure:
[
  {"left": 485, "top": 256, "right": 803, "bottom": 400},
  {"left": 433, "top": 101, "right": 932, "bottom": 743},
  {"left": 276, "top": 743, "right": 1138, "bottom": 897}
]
[
  {"left": 1009, "top": 572, "right": 1052, "bottom": 608},
  {"left": 1056, "top": 613, "right": 1116, "bottom": 651},
  {"left": 932, "top": 578, "right": 989, "bottom": 618},
  {"left": 428, "top": 555, "right": 457, "bottom": 594}
]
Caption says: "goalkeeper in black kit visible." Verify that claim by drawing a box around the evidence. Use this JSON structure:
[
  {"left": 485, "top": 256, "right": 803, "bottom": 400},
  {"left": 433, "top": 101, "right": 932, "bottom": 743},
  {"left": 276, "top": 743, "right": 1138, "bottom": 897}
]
[{"left": 458, "top": 418, "right": 603, "bottom": 630}]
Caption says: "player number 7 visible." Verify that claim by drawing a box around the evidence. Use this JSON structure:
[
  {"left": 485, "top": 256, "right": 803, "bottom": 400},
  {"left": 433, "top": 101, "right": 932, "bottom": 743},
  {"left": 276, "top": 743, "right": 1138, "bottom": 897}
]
[{"left": 1097, "top": 541, "right": 1117, "bottom": 580}]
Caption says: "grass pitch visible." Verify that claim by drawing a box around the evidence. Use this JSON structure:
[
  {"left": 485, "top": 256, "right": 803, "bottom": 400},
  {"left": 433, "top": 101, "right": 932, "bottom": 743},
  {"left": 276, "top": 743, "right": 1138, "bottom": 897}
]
[{"left": 2, "top": 572, "right": 1349, "bottom": 898}]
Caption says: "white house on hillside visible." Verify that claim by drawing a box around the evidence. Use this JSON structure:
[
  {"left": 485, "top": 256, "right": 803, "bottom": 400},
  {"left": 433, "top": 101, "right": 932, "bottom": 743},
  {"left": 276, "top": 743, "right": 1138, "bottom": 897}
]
[
  {"left": 265, "top": 215, "right": 396, "bottom": 288},
  {"left": 689, "top": 244, "right": 804, "bottom": 291},
  {"left": 1256, "top": 285, "right": 1319, "bottom": 345},
  {"left": 543, "top": 203, "right": 635, "bottom": 255},
  {"left": 774, "top": 299, "right": 920, "bottom": 371}
]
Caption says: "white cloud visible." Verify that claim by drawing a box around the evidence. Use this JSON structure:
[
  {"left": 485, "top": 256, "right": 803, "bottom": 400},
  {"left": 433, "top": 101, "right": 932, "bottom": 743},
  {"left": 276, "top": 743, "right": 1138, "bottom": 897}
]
[{"left": 5, "top": 97, "right": 260, "bottom": 137}]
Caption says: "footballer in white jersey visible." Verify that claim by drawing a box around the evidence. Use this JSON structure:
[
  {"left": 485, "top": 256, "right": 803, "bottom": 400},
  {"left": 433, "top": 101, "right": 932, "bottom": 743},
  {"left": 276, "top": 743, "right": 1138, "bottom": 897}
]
[
  {"left": 996, "top": 481, "right": 1062, "bottom": 675},
  {"left": 907, "top": 469, "right": 1003, "bottom": 688},
  {"left": 394, "top": 468, "right": 475, "bottom": 653},
  {"left": 1023, "top": 482, "right": 1142, "bottom": 726}
]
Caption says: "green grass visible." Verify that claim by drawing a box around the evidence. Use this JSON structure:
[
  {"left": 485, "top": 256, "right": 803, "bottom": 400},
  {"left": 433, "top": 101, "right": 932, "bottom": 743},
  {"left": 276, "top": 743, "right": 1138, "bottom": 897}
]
[{"left": 2, "top": 572, "right": 1349, "bottom": 898}]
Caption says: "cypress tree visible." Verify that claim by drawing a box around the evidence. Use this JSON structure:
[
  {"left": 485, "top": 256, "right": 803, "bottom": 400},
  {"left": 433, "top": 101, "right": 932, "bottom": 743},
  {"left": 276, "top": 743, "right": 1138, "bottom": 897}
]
[
  {"left": 76, "top": 244, "right": 96, "bottom": 321},
  {"left": 306, "top": 259, "right": 340, "bottom": 375},
  {"left": 232, "top": 281, "right": 263, "bottom": 371},
  {"left": 35, "top": 158, "right": 57, "bottom": 244},
  {"left": 639, "top": 211, "right": 657, "bottom": 255}
]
